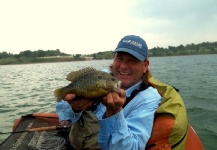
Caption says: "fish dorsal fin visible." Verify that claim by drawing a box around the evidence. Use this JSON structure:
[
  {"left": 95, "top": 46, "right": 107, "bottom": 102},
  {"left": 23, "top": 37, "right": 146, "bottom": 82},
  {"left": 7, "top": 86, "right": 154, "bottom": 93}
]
[{"left": 66, "top": 67, "right": 95, "bottom": 82}]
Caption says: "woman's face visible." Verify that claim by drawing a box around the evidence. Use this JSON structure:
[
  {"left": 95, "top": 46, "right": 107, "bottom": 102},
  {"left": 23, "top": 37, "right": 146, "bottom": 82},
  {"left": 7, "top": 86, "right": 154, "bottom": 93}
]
[{"left": 111, "top": 52, "right": 149, "bottom": 89}]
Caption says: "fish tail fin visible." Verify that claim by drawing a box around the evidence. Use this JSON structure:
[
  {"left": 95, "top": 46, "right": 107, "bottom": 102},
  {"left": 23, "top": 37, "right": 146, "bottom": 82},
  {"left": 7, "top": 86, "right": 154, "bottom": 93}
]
[{"left": 54, "top": 88, "right": 65, "bottom": 102}]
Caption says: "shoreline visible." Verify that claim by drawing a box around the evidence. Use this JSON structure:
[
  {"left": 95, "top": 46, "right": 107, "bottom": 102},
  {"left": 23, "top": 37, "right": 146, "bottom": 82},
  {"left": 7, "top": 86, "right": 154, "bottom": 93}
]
[{"left": 0, "top": 53, "right": 216, "bottom": 66}]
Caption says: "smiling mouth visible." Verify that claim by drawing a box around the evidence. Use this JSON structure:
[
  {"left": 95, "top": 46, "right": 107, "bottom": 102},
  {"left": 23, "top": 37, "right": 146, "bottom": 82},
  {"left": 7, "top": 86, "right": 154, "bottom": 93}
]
[{"left": 119, "top": 71, "right": 131, "bottom": 76}]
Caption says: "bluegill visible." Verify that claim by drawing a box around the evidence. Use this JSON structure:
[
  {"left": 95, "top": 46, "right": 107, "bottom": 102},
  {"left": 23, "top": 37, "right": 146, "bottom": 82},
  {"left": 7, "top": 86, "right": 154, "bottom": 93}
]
[{"left": 54, "top": 67, "right": 121, "bottom": 102}]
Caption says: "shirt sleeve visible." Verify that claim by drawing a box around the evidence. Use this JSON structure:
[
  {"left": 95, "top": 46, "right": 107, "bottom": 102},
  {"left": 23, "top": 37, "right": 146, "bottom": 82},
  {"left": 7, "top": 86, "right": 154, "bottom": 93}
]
[
  {"left": 55, "top": 100, "right": 106, "bottom": 122},
  {"left": 55, "top": 100, "right": 82, "bottom": 122},
  {"left": 98, "top": 87, "right": 161, "bottom": 150}
]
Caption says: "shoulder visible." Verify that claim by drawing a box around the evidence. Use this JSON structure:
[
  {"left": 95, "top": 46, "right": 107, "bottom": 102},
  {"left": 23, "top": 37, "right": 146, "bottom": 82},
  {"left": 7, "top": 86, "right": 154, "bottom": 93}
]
[
  {"left": 139, "top": 86, "right": 161, "bottom": 100},
  {"left": 125, "top": 87, "right": 161, "bottom": 109}
]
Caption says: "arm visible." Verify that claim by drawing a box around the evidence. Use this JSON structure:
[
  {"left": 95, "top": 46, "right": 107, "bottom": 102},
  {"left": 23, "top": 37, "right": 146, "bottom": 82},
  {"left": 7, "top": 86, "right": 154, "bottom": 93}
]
[
  {"left": 55, "top": 94, "right": 94, "bottom": 123},
  {"left": 56, "top": 100, "right": 82, "bottom": 123},
  {"left": 98, "top": 87, "right": 161, "bottom": 150}
]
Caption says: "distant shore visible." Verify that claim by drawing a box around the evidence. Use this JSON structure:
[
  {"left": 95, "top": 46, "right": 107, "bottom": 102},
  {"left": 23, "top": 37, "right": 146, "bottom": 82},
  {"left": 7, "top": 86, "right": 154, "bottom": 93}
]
[{"left": 1, "top": 53, "right": 216, "bottom": 66}]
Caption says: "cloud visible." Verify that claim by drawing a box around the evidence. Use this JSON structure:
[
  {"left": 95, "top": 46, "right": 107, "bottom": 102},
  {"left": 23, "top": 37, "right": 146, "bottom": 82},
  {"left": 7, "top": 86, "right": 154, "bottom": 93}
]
[
  {"left": 0, "top": 0, "right": 217, "bottom": 54},
  {"left": 0, "top": 0, "right": 135, "bottom": 54},
  {"left": 129, "top": 0, "right": 217, "bottom": 47}
]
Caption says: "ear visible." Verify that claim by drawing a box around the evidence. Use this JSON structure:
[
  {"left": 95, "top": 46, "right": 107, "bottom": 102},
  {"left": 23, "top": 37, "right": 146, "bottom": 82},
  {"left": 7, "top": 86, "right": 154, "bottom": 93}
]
[{"left": 143, "top": 59, "right": 149, "bottom": 73}]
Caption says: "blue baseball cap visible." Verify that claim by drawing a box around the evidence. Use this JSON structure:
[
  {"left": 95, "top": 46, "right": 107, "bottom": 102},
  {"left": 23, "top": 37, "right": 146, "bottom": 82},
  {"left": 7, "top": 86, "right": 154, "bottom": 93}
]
[{"left": 113, "top": 35, "right": 148, "bottom": 61}]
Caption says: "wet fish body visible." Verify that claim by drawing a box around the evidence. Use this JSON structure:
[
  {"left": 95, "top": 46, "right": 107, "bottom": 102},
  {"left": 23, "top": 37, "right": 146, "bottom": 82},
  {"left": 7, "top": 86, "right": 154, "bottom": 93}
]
[{"left": 54, "top": 67, "right": 120, "bottom": 102}]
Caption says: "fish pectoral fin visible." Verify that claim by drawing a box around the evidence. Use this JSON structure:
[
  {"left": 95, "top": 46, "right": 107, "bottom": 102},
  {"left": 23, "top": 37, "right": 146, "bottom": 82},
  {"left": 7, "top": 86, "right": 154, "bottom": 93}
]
[{"left": 54, "top": 88, "right": 64, "bottom": 102}]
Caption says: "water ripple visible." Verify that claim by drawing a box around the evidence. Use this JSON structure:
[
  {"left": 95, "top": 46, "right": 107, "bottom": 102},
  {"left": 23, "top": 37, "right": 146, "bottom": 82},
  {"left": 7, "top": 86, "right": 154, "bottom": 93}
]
[{"left": 0, "top": 57, "right": 216, "bottom": 149}]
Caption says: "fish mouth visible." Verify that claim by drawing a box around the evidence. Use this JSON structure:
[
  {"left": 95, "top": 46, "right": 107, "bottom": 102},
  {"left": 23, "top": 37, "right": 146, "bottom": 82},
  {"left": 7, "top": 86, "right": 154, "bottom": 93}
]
[
  {"left": 113, "top": 80, "right": 121, "bottom": 94},
  {"left": 117, "top": 80, "right": 121, "bottom": 88}
]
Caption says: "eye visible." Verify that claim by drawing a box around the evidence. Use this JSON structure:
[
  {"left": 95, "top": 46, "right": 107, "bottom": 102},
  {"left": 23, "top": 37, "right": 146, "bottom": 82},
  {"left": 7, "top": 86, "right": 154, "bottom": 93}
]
[
  {"left": 129, "top": 58, "right": 139, "bottom": 64},
  {"left": 115, "top": 57, "right": 123, "bottom": 62},
  {"left": 111, "top": 78, "right": 116, "bottom": 81}
]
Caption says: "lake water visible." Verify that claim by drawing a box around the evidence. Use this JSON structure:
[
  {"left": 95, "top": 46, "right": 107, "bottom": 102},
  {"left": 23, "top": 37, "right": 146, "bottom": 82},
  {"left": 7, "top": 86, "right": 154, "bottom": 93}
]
[{"left": 0, "top": 54, "right": 217, "bottom": 149}]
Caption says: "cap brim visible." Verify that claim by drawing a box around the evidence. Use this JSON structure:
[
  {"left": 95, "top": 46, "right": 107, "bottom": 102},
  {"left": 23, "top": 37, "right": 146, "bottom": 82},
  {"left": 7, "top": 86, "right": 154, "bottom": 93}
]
[{"left": 113, "top": 48, "right": 146, "bottom": 61}]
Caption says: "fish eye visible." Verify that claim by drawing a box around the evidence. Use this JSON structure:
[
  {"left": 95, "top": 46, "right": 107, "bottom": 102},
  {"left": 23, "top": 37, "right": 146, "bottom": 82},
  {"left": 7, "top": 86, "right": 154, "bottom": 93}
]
[
  {"left": 98, "top": 76, "right": 102, "bottom": 79},
  {"left": 111, "top": 78, "right": 116, "bottom": 81}
]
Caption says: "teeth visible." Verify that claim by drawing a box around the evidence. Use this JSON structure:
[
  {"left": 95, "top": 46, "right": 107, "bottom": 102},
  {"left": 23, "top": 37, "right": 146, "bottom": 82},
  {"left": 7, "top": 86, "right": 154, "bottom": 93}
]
[{"left": 120, "top": 72, "right": 130, "bottom": 75}]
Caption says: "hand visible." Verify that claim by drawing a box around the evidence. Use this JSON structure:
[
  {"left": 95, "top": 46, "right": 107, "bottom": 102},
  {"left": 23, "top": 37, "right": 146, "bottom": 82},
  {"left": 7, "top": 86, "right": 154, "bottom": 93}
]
[
  {"left": 101, "top": 89, "right": 126, "bottom": 117},
  {"left": 59, "top": 120, "right": 72, "bottom": 126},
  {"left": 63, "top": 94, "right": 94, "bottom": 112}
]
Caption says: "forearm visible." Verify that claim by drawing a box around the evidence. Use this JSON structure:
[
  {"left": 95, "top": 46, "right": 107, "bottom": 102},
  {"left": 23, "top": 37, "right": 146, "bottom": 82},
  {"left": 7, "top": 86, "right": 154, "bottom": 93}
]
[
  {"left": 56, "top": 100, "right": 106, "bottom": 122},
  {"left": 98, "top": 91, "right": 161, "bottom": 150},
  {"left": 56, "top": 100, "right": 82, "bottom": 122},
  {"left": 98, "top": 110, "right": 151, "bottom": 150}
]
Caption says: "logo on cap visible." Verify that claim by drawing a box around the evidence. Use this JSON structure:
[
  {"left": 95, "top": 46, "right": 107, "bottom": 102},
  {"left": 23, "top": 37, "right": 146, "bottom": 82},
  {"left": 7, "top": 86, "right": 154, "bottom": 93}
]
[{"left": 122, "top": 40, "right": 142, "bottom": 49}]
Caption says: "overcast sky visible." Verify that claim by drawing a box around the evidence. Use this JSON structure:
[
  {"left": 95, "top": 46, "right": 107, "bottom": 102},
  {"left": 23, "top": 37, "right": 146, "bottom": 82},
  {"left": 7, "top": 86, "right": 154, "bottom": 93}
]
[{"left": 1, "top": 0, "right": 217, "bottom": 55}]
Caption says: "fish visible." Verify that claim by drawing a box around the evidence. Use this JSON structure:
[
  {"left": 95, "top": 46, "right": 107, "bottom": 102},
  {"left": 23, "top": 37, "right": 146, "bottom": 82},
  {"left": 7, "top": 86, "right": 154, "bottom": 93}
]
[{"left": 54, "top": 67, "right": 121, "bottom": 102}]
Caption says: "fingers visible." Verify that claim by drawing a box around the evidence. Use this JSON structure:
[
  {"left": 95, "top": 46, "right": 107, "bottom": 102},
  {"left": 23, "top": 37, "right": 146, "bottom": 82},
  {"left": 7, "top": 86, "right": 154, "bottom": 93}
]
[
  {"left": 62, "top": 93, "right": 94, "bottom": 112},
  {"left": 110, "top": 93, "right": 122, "bottom": 107},
  {"left": 119, "top": 89, "right": 126, "bottom": 99},
  {"left": 102, "top": 89, "right": 126, "bottom": 115},
  {"left": 64, "top": 94, "right": 76, "bottom": 101},
  {"left": 59, "top": 120, "right": 71, "bottom": 126},
  {"left": 103, "top": 91, "right": 126, "bottom": 117},
  {"left": 113, "top": 89, "right": 126, "bottom": 107},
  {"left": 68, "top": 99, "right": 94, "bottom": 112}
]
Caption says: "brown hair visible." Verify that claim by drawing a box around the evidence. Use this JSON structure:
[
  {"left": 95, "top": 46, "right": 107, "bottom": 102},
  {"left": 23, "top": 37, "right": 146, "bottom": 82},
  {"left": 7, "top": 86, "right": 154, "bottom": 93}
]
[{"left": 142, "top": 68, "right": 150, "bottom": 87}]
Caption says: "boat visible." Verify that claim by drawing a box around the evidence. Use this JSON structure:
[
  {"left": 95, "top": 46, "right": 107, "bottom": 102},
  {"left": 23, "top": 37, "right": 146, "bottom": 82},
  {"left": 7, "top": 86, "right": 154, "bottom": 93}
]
[
  {"left": 0, "top": 74, "right": 204, "bottom": 149},
  {"left": 0, "top": 113, "right": 71, "bottom": 150},
  {"left": 0, "top": 113, "right": 204, "bottom": 150}
]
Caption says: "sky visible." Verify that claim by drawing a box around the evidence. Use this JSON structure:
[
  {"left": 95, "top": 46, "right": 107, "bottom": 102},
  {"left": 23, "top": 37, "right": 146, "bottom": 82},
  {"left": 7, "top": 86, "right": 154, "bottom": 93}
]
[{"left": 0, "top": 0, "right": 217, "bottom": 55}]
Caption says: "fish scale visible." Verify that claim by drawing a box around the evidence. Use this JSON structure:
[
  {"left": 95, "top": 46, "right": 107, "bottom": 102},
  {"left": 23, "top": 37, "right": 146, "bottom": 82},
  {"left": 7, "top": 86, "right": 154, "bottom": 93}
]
[{"left": 54, "top": 67, "right": 121, "bottom": 102}]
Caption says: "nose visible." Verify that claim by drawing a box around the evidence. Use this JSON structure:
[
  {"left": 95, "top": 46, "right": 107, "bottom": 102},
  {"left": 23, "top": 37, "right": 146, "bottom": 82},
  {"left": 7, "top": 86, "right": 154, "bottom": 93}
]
[
  {"left": 119, "top": 61, "right": 127, "bottom": 68},
  {"left": 119, "top": 60, "right": 128, "bottom": 68}
]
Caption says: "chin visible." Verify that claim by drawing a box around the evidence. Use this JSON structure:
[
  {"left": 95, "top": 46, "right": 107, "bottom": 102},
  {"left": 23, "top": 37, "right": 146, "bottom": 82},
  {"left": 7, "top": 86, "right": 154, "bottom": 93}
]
[{"left": 120, "top": 82, "right": 131, "bottom": 89}]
